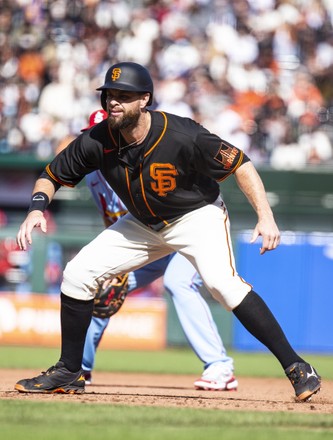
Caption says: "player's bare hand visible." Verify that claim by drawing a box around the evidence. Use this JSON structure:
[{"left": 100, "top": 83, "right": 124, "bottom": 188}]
[
  {"left": 250, "top": 217, "right": 280, "bottom": 255},
  {"left": 16, "top": 211, "right": 47, "bottom": 251}
]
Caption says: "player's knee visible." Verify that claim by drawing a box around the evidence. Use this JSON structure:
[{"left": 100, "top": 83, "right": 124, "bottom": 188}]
[
  {"left": 207, "top": 283, "right": 251, "bottom": 311},
  {"left": 61, "top": 260, "right": 96, "bottom": 301}
]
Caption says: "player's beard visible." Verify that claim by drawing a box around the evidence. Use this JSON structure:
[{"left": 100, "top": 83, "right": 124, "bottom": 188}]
[{"left": 108, "top": 107, "right": 141, "bottom": 131}]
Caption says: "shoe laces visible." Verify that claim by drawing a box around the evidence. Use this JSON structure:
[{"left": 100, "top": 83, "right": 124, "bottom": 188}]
[
  {"left": 42, "top": 365, "right": 57, "bottom": 376},
  {"left": 42, "top": 362, "right": 65, "bottom": 376},
  {"left": 288, "top": 365, "right": 304, "bottom": 384}
]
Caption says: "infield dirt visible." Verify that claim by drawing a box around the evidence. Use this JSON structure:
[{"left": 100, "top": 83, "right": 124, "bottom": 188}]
[{"left": 1, "top": 369, "right": 332, "bottom": 414}]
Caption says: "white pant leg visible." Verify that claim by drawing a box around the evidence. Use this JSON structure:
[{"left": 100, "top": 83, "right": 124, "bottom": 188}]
[
  {"left": 62, "top": 205, "right": 251, "bottom": 308},
  {"left": 164, "top": 253, "right": 234, "bottom": 369},
  {"left": 61, "top": 213, "right": 171, "bottom": 300},
  {"left": 161, "top": 204, "right": 252, "bottom": 311}
]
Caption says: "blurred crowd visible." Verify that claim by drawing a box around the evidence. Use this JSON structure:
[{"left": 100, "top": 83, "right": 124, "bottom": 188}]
[{"left": 1, "top": 0, "right": 333, "bottom": 169}]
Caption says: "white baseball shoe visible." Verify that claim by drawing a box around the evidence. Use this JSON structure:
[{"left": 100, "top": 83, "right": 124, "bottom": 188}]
[{"left": 194, "top": 363, "right": 238, "bottom": 391}]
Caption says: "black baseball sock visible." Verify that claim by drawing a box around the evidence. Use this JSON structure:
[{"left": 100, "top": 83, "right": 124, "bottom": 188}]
[
  {"left": 59, "top": 292, "right": 94, "bottom": 372},
  {"left": 233, "top": 290, "right": 304, "bottom": 369}
]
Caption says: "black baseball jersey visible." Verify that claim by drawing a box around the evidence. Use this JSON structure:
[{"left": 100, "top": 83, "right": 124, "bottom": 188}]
[{"left": 43, "top": 111, "right": 249, "bottom": 230}]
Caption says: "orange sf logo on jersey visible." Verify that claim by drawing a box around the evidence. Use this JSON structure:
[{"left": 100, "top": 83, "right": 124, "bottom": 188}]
[
  {"left": 111, "top": 68, "right": 121, "bottom": 81},
  {"left": 150, "top": 163, "right": 178, "bottom": 197}
]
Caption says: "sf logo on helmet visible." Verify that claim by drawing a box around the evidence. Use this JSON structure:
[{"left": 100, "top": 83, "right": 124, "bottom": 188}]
[
  {"left": 150, "top": 163, "right": 178, "bottom": 197},
  {"left": 111, "top": 68, "right": 122, "bottom": 81}
]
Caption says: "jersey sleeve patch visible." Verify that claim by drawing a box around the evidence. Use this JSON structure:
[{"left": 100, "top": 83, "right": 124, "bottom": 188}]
[{"left": 214, "top": 142, "right": 240, "bottom": 169}]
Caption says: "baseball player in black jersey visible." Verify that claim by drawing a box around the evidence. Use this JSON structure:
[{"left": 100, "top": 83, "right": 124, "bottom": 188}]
[{"left": 15, "top": 62, "right": 321, "bottom": 401}]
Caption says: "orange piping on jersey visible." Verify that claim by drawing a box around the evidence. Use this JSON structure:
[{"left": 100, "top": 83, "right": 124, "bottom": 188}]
[
  {"left": 144, "top": 111, "right": 168, "bottom": 158},
  {"left": 217, "top": 151, "right": 244, "bottom": 183},
  {"left": 125, "top": 167, "right": 141, "bottom": 216},
  {"left": 139, "top": 163, "right": 169, "bottom": 227},
  {"left": 45, "top": 164, "right": 75, "bottom": 188},
  {"left": 231, "top": 150, "right": 244, "bottom": 173},
  {"left": 108, "top": 124, "right": 118, "bottom": 146}
]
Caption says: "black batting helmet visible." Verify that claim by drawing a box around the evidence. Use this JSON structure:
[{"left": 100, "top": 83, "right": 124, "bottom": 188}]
[{"left": 97, "top": 62, "right": 154, "bottom": 110}]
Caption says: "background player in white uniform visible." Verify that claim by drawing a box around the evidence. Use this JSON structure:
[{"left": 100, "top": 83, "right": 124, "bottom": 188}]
[{"left": 82, "top": 110, "right": 237, "bottom": 391}]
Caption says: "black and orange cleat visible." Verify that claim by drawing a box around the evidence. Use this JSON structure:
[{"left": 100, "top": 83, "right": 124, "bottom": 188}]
[
  {"left": 285, "top": 362, "right": 321, "bottom": 401},
  {"left": 14, "top": 361, "right": 85, "bottom": 394}
]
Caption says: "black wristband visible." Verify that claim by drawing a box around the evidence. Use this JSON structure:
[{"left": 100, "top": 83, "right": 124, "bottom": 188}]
[{"left": 28, "top": 192, "right": 50, "bottom": 213}]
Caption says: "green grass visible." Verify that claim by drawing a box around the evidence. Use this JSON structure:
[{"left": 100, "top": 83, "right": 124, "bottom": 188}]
[
  {"left": 0, "top": 400, "right": 332, "bottom": 440},
  {"left": 0, "top": 345, "right": 332, "bottom": 379},
  {"left": 1, "top": 346, "right": 332, "bottom": 440}
]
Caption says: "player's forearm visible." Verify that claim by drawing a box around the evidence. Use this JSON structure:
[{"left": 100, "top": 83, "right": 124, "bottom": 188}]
[
  {"left": 28, "top": 178, "right": 57, "bottom": 213},
  {"left": 234, "top": 161, "right": 274, "bottom": 220},
  {"left": 17, "top": 178, "right": 57, "bottom": 251},
  {"left": 32, "top": 178, "right": 56, "bottom": 202}
]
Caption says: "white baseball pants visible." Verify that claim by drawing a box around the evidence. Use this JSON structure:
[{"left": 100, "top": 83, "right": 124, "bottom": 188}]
[{"left": 61, "top": 203, "right": 252, "bottom": 310}]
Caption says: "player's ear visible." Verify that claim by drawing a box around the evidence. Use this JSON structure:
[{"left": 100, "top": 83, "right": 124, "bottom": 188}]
[{"left": 140, "top": 92, "right": 150, "bottom": 109}]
